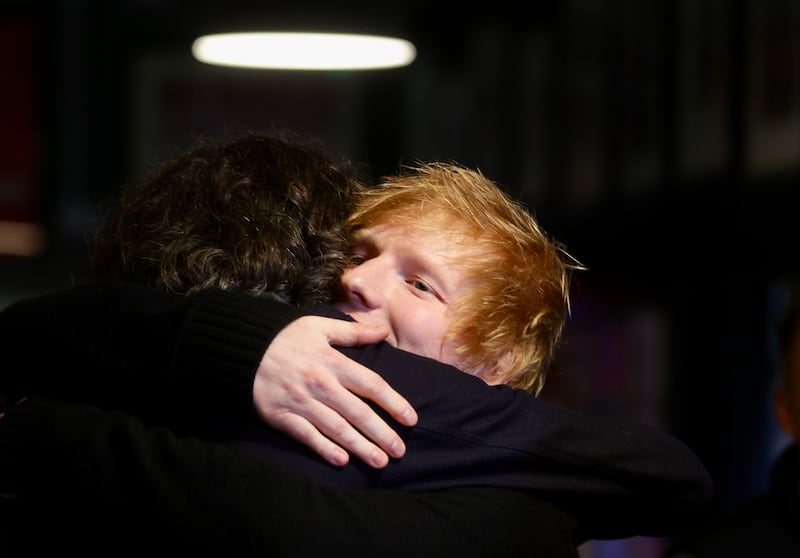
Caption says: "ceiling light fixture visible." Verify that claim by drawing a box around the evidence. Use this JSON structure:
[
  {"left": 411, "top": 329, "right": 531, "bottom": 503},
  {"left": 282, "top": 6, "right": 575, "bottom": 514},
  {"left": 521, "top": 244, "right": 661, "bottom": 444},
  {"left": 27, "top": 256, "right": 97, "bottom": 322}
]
[{"left": 192, "top": 32, "right": 416, "bottom": 71}]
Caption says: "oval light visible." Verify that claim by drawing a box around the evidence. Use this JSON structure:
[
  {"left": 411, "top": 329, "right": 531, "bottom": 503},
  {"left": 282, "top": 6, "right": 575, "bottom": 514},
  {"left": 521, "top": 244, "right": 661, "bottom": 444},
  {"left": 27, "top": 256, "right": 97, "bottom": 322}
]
[{"left": 192, "top": 32, "right": 416, "bottom": 71}]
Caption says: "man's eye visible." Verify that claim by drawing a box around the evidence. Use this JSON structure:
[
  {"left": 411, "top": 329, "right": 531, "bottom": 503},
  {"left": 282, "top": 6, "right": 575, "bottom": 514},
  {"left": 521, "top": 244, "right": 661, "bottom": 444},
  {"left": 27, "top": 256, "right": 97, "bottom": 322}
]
[{"left": 411, "top": 279, "right": 432, "bottom": 293}]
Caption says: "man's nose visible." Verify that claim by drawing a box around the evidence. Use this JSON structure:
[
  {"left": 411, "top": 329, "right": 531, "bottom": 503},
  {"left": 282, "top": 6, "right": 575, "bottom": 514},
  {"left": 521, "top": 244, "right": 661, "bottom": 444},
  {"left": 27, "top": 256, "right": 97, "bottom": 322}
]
[{"left": 340, "top": 259, "right": 385, "bottom": 308}]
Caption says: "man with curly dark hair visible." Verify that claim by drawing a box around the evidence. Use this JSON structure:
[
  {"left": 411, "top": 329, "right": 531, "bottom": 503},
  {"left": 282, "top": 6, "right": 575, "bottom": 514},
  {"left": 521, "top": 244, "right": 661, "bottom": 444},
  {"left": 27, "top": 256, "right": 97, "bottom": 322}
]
[{"left": 91, "top": 130, "right": 363, "bottom": 304}]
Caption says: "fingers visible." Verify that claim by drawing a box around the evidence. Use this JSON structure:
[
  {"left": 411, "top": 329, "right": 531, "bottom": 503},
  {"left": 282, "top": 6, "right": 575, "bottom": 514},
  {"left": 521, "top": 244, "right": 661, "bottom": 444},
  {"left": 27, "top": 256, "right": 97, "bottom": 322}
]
[
  {"left": 255, "top": 316, "right": 418, "bottom": 469},
  {"left": 342, "top": 363, "right": 418, "bottom": 428},
  {"left": 297, "top": 353, "right": 413, "bottom": 464},
  {"left": 324, "top": 321, "right": 418, "bottom": 428},
  {"left": 300, "top": 361, "right": 406, "bottom": 465},
  {"left": 272, "top": 412, "right": 351, "bottom": 467},
  {"left": 253, "top": 364, "right": 399, "bottom": 468},
  {"left": 318, "top": 380, "right": 406, "bottom": 463},
  {"left": 269, "top": 400, "right": 392, "bottom": 469}
]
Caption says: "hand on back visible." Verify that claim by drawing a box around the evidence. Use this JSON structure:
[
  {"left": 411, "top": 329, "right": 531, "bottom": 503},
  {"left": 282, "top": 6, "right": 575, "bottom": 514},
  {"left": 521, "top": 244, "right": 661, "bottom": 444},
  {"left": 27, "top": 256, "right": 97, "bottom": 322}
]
[{"left": 254, "top": 316, "right": 418, "bottom": 468}]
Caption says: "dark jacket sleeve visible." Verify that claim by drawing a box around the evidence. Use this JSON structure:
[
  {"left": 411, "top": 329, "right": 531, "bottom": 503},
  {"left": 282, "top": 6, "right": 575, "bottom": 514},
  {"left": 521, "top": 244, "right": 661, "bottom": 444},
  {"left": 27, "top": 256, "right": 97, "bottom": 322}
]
[
  {"left": 0, "top": 397, "right": 579, "bottom": 557},
  {"left": 0, "top": 280, "right": 300, "bottom": 429}
]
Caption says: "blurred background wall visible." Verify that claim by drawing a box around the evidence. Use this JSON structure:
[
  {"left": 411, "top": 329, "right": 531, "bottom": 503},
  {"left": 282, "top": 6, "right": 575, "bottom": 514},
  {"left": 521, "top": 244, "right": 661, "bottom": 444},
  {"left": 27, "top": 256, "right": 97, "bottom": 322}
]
[{"left": 1, "top": 1, "right": 798, "bottom": 556}]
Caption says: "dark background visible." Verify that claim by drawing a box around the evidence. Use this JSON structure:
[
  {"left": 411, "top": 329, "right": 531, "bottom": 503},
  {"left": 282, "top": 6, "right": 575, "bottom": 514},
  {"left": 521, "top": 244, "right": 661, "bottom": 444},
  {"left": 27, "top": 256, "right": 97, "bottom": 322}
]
[{"left": 2, "top": 1, "right": 798, "bottom": 555}]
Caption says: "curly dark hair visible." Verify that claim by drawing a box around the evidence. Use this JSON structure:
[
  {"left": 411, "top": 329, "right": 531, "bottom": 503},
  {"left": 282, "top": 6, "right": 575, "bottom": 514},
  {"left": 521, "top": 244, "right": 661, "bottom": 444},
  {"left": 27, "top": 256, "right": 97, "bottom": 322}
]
[{"left": 90, "top": 130, "right": 368, "bottom": 306}]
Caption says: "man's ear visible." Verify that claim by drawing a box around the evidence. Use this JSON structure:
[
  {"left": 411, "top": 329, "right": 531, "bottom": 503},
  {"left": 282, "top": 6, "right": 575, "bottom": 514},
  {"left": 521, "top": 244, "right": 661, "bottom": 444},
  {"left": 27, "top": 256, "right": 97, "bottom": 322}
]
[
  {"left": 774, "top": 387, "right": 796, "bottom": 438},
  {"left": 478, "top": 350, "right": 517, "bottom": 387}
]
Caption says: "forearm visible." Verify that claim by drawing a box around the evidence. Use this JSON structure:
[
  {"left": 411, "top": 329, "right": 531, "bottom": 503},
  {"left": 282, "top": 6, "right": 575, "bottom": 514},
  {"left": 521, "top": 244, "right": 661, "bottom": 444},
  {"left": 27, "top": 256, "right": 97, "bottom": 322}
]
[
  {"left": 1, "top": 281, "right": 194, "bottom": 406},
  {"left": 0, "top": 280, "right": 302, "bottom": 427},
  {"left": 171, "top": 287, "right": 304, "bottom": 420}
]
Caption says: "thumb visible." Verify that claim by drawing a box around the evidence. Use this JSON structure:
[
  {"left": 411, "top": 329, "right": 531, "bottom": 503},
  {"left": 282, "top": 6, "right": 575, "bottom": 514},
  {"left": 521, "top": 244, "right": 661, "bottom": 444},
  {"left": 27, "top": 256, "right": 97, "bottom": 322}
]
[{"left": 329, "top": 321, "right": 389, "bottom": 347}]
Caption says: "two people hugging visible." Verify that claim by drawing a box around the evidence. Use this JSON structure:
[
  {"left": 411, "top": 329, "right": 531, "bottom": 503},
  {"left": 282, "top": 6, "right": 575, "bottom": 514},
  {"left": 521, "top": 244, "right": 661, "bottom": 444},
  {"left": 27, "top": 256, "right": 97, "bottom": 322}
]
[{"left": 0, "top": 129, "right": 712, "bottom": 556}]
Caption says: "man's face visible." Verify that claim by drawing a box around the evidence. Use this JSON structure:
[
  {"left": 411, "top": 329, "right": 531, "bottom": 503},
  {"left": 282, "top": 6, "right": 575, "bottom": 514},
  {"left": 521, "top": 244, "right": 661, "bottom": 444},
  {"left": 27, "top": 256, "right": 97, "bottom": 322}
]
[{"left": 335, "top": 222, "right": 473, "bottom": 370}]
